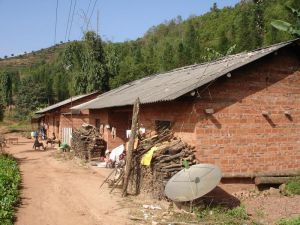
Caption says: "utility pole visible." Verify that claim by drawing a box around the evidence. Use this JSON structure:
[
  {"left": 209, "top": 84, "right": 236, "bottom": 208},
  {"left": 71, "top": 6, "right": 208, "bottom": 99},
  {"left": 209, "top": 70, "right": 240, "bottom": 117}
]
[{"left": 96, "top": 10, "right": 99, "bottom": 35}]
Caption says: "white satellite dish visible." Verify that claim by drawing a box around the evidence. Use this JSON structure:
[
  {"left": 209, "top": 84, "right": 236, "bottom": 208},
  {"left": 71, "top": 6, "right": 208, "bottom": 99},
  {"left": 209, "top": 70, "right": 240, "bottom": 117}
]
[{"left": 164, "top": 164, "right": 222, "bottom": 202}]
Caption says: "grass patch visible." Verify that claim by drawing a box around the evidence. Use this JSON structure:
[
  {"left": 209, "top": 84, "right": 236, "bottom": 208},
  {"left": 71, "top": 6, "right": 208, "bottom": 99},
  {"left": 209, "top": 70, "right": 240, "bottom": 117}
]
[
  {"left": 285, "top": 177, "right": 300, "bottom": 195},
  {"left": 277, "top": 215, "right": 300, "bottom": 225},
  {"left": 195, "top": 205, "right": 250, "bottom": 225},
  {"left": 0, "top": 113, "right": 31, "bottom": 137},
  {"left": 0, "top": 154, "right": 21, "bottom": 225}
]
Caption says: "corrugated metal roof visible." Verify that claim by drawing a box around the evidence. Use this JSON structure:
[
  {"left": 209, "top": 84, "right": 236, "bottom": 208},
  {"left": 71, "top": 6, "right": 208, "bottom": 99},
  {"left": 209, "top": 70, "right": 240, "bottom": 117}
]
[
  {"left": 36, "top": 92, "right": 99, "bottom": 114},
  {"left": 72, "top": 40, "right": 297, "bottom": 110}
]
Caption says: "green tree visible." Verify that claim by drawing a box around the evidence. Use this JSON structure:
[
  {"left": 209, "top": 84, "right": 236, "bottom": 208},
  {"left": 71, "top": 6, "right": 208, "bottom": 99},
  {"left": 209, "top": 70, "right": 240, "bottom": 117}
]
[
  {"left": 15, "top": 76, "right": 49, "bottom": 117},
  {"left": 185, "top": 22, "right": 200, "bottom": 64},
  {"left": 176, "top": 42, "right": 188, "bottom": 67},
  {"left": 0, "top": 71, "right": 13, "bottom": 106},
  {"left": 142, "top": 44, "right": 158, "bottom": 75},
  {"left": 0, "top": 98, "right": 4, "bottom": 121},
  {"left": 210, "top": 2, "right": 219, "bottom": 12},
  {"left": 161, "top": 42, "right": 175, "bottom": 71},
  {"left": 83, "top": 31, "right": 109, "bottom": 92},
  {"left": 250, "top": 1, "right": 264, "bottom": 48},
  {"left": 218, "top": 31, "right": 230, "bottom": 54},
  {"left": 236, "top": 6, "right": 252, "bottom": 51},
  {"left": 105, "top": 43, "right": 121, "bottom": 82},
  {"left": 63, "top": 31, "right": 109, "bottom": 94}
]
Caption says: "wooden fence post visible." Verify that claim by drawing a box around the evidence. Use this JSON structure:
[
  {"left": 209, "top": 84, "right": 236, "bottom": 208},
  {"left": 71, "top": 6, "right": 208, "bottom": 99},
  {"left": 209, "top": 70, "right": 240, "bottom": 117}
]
[{"left": 122, "top": 98, "right": 140, "bottom": 197}]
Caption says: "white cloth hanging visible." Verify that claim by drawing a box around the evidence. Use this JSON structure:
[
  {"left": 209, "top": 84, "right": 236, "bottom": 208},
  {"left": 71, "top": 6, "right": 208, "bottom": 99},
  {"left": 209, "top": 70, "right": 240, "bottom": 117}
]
[
  {"left": 109, "top": 144, "right": 125, "bottom": 162},
  {"left": 100, "top": 124, "right": 104, "bottom": 134},
  {"left": 126, "top": 128, "right": 146, "bottom": 138},
  {"left": 126, "top": 130, "right": 131, "bottom": 138},
  {"left": 111, "top": 127, "right": 116, "bottom": 138}
]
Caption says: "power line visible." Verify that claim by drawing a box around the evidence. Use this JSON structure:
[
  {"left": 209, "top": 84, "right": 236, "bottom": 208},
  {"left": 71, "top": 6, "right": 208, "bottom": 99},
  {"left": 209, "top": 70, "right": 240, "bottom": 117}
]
[
  {"left": 54, "top": 0, "right": 59, "bottom": 44},
  {"left": 65, "top": 0, "right": 73, "bottom": 41},
  {"left": 87, "top": 0, "right": 98, "bottom": 31},
  {"left": 96, "top": 9, "right": 99, "bottom": 35},
  {"left": 85, "top": 0, "right": 93, "bottom": 29},
  {"left": 86, "top": 0, "right": 93, "bottom": 17},
  {"left": 68, "top": 0, "right": 77, "bottom": 40}
]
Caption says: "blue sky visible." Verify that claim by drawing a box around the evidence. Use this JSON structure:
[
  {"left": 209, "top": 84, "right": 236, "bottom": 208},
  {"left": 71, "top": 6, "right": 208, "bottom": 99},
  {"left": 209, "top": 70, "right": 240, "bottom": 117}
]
[{"left": 0, "top": 0, "right": 239, "bottom": 57}]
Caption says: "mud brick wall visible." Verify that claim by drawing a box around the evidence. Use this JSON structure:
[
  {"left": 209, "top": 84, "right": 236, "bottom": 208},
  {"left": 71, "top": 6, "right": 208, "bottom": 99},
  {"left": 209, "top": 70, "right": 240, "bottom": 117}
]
[
  {"left": 139, "top": 48, "right": 300, "bottom": 177},
  {"left": 89, "top": 109, "right": 131, "bottom": 150},
  {"left": 43, "top": 93, "right": 99, "bottom": 139}
]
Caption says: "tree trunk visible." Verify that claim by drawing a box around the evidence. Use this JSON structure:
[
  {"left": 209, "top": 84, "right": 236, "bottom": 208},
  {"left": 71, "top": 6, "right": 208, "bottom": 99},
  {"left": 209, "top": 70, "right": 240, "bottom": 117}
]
[{"left": 122, "top": 98, "right": 140, "bottom": 197}]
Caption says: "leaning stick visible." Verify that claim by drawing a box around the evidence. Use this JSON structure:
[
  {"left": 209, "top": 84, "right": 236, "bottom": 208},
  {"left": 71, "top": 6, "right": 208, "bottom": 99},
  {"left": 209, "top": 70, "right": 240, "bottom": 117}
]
[
  {"left": 110, "top": 172, "right": 125, "bottom": 194},
  {"left": 99, "top": 168, "right": 116, "bottom": 189}
]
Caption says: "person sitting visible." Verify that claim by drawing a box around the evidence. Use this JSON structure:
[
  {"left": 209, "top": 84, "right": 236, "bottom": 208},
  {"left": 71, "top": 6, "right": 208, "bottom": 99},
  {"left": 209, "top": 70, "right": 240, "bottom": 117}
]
[
  {"left": 46, "top": 133, "right": 56, "bottom": 147},
  {"left": 33, "top": 138, "right": 46, "bottom": 150}
]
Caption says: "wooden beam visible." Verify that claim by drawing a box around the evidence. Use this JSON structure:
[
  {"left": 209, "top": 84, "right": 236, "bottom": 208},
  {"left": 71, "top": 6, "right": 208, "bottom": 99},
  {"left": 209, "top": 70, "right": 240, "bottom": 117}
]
[
  {"left": 222, "top": 170, "right": 300, "bottom": 178},
  {"left": 122, "top": 98, "right": 140, "bottom": 197},
  {"left": 255, "top": 176, "right": 291, "bottom": 185}
]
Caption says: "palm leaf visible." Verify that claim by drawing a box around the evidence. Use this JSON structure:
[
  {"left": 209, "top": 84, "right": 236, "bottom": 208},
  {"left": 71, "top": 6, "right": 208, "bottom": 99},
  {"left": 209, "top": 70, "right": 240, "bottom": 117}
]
[
  {"left": 271, "top": 20, "right": 292, "bottom": 32},
  {"left": 286, "top": 5, "right": 300, "bottom": 17}
]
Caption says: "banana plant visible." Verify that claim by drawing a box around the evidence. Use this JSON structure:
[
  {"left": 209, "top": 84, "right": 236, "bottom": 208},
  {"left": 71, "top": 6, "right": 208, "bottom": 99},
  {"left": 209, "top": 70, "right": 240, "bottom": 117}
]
[{"left": 271, "top": 6, "right": 300, "bottom": 37}]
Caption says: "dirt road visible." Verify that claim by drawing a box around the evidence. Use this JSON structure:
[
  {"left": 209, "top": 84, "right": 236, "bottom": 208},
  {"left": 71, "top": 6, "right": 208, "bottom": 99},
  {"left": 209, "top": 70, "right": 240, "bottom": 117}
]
[{"left": 6, "top": 135, "right": 129, "bottom": 225}]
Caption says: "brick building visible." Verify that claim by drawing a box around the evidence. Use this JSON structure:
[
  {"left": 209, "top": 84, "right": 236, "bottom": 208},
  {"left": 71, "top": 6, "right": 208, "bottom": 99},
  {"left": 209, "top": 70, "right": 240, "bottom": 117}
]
[
  {"left": 35, "top": 92, "right": 99, "bottom": 144},
  {"left": 73, "top": 40, "right": 300, "bottom": 178}
]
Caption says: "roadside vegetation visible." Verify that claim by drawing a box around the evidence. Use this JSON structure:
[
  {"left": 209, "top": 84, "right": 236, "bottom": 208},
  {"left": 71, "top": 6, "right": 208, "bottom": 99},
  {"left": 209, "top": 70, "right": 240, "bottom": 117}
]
[
  {"left": 0, "top": 154, "right": 21, "bottom": 225},
  {"left": 194, "top": 205, "right": 253, "bottom": 225},
  {"left": 277, "top": 216, "right": 300, "bottom": 225},
  {"left": 285, "top": 177, "right": 300, "bottom": 195}
]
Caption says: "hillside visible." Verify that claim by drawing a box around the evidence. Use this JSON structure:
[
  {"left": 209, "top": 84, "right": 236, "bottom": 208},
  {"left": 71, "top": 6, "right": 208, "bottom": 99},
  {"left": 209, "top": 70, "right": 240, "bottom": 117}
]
[
  {"left": 0, "top": 44, "right": 65, "bottom": 72},
  {"left": 1, "top": 0, "right": 298, "bottom": 74}
]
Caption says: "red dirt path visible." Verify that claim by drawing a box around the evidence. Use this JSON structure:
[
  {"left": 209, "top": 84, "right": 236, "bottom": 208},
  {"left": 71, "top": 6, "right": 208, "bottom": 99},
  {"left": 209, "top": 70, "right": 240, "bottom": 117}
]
[{"left": 5, "top": 135, "right": 129, "bottom": 225}]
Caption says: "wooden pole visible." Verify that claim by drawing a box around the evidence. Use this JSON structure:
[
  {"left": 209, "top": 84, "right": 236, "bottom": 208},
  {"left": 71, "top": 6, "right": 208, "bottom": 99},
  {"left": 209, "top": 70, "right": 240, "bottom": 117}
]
[{"left": 122, "top": 98, "right": 140, "bottom": 197}]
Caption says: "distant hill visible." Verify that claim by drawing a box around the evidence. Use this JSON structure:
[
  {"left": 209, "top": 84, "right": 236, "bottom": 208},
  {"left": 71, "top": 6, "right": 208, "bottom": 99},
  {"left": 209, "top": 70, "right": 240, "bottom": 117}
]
[
  {"left": 0, "top": 0, "right": 299, "bottom": 117},
  {"left": 0, "top": 44, "right": 65, "bottom": 71},
  {"left": 0, "top": 0, "right": 298, "bottom": 76}
]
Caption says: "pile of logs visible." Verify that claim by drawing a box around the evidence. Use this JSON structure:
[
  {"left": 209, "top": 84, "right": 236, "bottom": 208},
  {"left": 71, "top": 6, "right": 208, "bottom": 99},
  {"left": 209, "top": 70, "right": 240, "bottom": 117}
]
[
  {"left": 128, "top": 130, "right": 198, "bottom": 199},
  {"left": 107, "top": 99, "right": 198, "bottom": 199},
  {"left": 72, "top": 124, "right": 106, "bottom": 161}
]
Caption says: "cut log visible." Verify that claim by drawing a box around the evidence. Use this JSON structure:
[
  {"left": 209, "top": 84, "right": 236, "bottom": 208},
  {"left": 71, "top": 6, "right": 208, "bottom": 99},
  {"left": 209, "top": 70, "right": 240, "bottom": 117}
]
[
  {"left": 255, "top": 176, "right": 291, "bottom": 185},
  {"left": 161, "top": 164, "right": 183, "bottom": 169},
  {"left": 159, "top": 151, "right": 185, "bottom": 163}
]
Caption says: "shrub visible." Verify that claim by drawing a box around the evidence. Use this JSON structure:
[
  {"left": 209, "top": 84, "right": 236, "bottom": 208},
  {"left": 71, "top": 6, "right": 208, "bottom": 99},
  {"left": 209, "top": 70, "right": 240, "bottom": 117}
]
[
  {"left": 277, "top": 216, "right": 300, "bottom": 225},
  {"left": 195, "top": 205, "right": 249, "bottom": 225},
  {"left": 286, "top": 177, "right": 300, "bottom": 195},
  {"left": 0, "top": 154, "right": 21, "bottom": 225}
]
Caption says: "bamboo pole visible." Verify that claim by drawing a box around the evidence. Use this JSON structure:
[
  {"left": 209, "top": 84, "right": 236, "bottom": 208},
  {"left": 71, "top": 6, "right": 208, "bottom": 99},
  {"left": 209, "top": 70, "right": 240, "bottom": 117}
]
[{"left": 122, "top": 98, "right": 140, "bottom": 197}]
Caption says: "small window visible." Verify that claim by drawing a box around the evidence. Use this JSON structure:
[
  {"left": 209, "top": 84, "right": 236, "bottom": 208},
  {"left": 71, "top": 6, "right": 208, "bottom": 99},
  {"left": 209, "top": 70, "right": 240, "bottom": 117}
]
[
  {"left": 155, "top": 120, "right": 171, "bottom": 133},
  {"left": 95, "top": 119, "right": 101, "bottom": 129}
]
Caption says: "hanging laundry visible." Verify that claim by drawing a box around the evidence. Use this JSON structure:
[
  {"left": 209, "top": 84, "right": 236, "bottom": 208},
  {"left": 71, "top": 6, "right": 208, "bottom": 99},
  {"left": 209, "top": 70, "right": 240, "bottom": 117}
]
[
  {"left": 126, "top": 129, "right": 131, "bottom": 138},
  {"left": 111, "top": 127, "right": 116, "bottom": 139},
  {"left": 126, "top": 128, "right": 146, "bottom": 139},
  {"left": 100, "top": 124, "right": 104, "bottom": 134}
]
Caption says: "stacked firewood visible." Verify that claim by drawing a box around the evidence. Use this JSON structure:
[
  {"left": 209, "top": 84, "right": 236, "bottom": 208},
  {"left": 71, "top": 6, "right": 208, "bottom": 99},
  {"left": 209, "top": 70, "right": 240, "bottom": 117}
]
[
  {"left": 71, "top": 124, "right": 106, "bottom": 161},
  {"left": 129, "top": 130, "right": 198, "bottom": 199}
]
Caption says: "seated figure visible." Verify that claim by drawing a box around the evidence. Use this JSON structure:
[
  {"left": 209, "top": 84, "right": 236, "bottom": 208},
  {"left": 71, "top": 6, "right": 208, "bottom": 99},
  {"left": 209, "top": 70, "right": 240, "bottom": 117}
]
[
  {"left": 46, "top": 133, "right": 58, "bottom": 147},
  {"left": 33, "top": 138, "right": 46, "bottom": 150}
]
